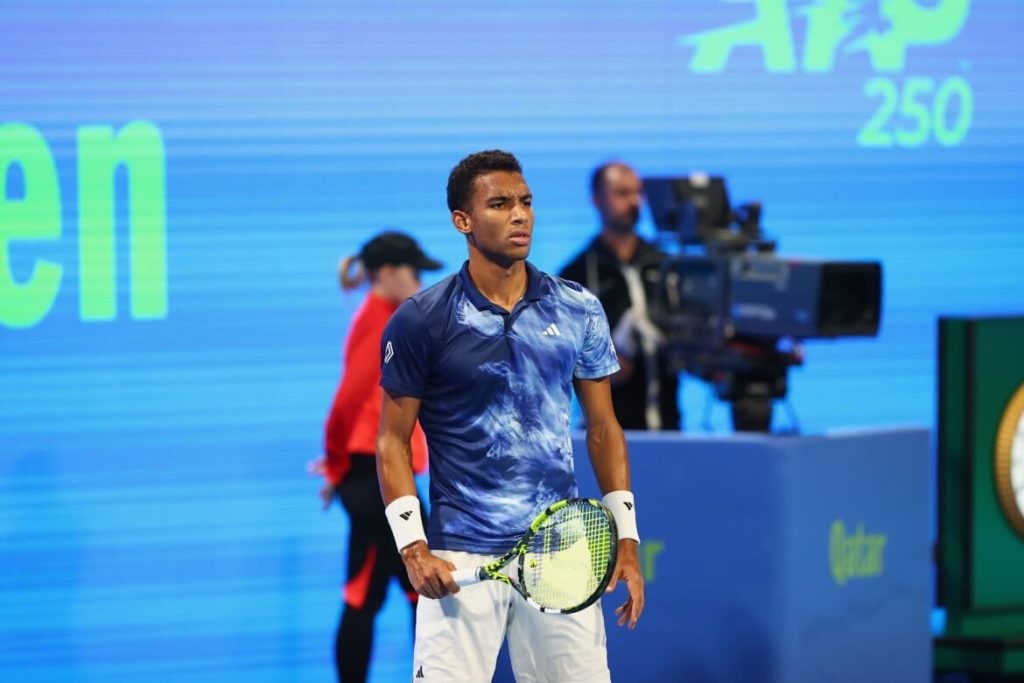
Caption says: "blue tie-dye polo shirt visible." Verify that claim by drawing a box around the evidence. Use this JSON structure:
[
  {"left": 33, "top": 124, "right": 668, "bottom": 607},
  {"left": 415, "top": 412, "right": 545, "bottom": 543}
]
[{"left": 380, "top": 260, "right": 619, "bottom": 553}]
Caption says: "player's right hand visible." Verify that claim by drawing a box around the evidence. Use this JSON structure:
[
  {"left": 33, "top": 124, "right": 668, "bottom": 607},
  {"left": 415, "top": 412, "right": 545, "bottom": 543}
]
[{"left": 400, "top": 540, "right": 460, "bottom": 599}]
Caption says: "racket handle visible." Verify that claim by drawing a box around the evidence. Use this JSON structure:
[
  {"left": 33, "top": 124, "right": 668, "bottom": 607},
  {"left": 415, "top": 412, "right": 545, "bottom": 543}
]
[{"left": 451, "top": 567, "right": 483, "bottom": 587}]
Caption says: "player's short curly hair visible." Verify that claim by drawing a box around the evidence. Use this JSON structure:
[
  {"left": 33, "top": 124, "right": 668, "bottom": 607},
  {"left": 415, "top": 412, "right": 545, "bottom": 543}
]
[{"left": 446, "top": 150, "right": 523, "bottom": 213}]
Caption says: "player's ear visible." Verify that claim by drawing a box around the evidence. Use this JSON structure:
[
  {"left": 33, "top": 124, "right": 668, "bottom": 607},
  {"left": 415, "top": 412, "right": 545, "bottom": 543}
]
[{"left": 452, "top": 210, "right": 472, "bottom": 235}]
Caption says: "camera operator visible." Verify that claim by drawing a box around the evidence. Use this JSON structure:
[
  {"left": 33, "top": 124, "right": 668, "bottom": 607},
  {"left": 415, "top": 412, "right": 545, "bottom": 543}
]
[{"left": 560, "top": 162, "right": 681, "bottom": 431}]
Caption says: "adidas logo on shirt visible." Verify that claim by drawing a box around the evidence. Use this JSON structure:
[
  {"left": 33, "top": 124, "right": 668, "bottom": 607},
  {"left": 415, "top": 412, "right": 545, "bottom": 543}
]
[{"left": 542, "top": 323, "right": 561, "bottom": 337}]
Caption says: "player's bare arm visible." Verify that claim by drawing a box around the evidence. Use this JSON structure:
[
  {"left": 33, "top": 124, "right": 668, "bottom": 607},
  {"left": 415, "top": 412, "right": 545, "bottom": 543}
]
[
  {"left": 377, "top": 389, "right": 459, "bottom": 599},
  {"left": 574, "top": 376, "right": 646, "bottom": 629}
]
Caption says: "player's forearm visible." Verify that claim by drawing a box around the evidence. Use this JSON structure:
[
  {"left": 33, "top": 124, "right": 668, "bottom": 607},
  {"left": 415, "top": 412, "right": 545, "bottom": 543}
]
[
  {"left": 376, "top": 432, "right": 418, "bottom": 504},
  {"left": 589, "top": 420, "right": 642, "bottom": 545},
  {"left": 585, "top": 417, "right": 631, "bottom": 494},
  {"left": 378, "top": 431, "right": 431, "bottom": 555}
]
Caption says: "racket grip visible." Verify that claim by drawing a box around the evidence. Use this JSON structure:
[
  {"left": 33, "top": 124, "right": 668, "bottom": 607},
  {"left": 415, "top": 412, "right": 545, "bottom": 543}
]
[{"left": 451, "top": 567, "right": 483, "bottom": 587}]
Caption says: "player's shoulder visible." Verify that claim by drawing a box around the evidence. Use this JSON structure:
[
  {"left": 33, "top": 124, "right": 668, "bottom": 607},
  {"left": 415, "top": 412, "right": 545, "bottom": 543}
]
[
  {"left": 550, "top": 273, "right": 585, "bottom": 294},
  {"left": 398, "top": 273, "right": 460, "bottom": 320},
  {"left": 546, "top": 271, "right": 599, "bottom": 308}
]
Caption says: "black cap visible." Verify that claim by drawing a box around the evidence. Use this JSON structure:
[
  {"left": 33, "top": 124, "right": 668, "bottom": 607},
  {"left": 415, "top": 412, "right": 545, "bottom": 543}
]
[{"left": 359, "top": 231, "right": 443, "bottom": 272}]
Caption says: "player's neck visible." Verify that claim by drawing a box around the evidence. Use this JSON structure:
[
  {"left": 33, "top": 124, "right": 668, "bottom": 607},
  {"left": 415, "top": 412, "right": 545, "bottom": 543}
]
[
  {"left": 599, "top": 228, "right": 639, "bottom": 263},
  {"left": 466, "top": 253, "right": 527, "bottom": 312}
]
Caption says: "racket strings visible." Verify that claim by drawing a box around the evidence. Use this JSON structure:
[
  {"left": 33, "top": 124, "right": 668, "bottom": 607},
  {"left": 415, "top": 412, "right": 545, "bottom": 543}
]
[{"left": 522, "top": 501, "right": 614, "bottom": 610}]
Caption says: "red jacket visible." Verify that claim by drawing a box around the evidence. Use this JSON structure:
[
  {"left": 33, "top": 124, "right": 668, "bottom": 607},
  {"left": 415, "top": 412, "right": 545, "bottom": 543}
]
[{"left": 324, "top": 292, "right": 428, "bottom": 485}]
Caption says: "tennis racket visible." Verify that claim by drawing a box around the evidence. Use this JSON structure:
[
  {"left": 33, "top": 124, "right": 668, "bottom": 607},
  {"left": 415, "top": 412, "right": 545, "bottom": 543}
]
[{"left": 450, "top": 497, "right": 618, "bottom": 614}]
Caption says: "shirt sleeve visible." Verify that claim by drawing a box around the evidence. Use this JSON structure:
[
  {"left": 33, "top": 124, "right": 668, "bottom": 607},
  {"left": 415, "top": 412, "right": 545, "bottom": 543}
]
[
  {"left": 380, "top": 298, "right": 432, "bottom": 398},
  {"left": 574, "top": 291, "right": 621, "bottom": 380},
  {"left": 323, "top": 315, "right": 380, "bottom": 486}
]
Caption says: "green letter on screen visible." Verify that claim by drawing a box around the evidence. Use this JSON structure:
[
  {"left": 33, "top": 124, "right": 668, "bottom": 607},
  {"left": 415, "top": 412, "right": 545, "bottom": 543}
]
[
  {"left": 0, "top": 123, "right": 63, "bottom": 329},
  {"left": 78, "top": 121, "right": 167, "bottom": 321}
]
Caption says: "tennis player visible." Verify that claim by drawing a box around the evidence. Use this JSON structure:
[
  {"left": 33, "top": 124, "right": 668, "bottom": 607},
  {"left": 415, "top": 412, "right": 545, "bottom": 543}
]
[
  {"left": 376, "top": 150, "right": 645, "bottom": 682},
  {"left": 313, "top": 231, "right": 442, "bottom": 682}
]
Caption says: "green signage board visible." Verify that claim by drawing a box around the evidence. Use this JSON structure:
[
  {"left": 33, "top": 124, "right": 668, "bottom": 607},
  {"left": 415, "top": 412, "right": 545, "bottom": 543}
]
[{"left": 938, "top": 316, "right": 1024, "bottom": 638}]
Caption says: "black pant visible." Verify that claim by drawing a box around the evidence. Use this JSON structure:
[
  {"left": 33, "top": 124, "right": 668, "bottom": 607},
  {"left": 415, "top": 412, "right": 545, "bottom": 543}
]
[{"left": 335, "top": 455, "right": 423, "bottom": 683}]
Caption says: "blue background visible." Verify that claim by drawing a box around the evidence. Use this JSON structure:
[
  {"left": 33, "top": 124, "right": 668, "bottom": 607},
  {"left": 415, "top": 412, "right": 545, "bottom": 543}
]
[{"left": 2, "top": 1, "right": 1022, "bottom": 680}]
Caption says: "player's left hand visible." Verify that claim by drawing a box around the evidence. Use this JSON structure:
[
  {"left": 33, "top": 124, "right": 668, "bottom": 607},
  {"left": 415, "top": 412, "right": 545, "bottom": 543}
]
[{"left": 606, "top": 539, "right": 644, "bottom": 629}]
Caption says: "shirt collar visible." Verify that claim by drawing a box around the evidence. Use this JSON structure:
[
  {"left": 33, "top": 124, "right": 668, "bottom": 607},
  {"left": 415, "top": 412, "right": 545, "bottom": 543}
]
[{"left": 458, "top": 260, "right": 548, "bottom": 312}]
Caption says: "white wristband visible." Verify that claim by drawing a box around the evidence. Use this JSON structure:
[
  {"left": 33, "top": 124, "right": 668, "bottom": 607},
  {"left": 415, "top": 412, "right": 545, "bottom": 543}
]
[
  {"left": 603, "top": 490, "right": 640, "bottom": 544},
  {"left": 385, "top": 495, "right": 427, "bottom": 551}
]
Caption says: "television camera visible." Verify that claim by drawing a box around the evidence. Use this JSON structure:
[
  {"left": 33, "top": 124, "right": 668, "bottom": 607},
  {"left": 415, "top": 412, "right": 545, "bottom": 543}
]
[{"left": 643, "top": 174, "right": 882, "bottom": 432}]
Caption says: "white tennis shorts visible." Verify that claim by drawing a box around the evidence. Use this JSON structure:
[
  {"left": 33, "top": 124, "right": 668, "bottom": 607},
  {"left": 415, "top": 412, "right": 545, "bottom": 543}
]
[{"left": 410, "top": 550, "right": 612, "bottom": 683}]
